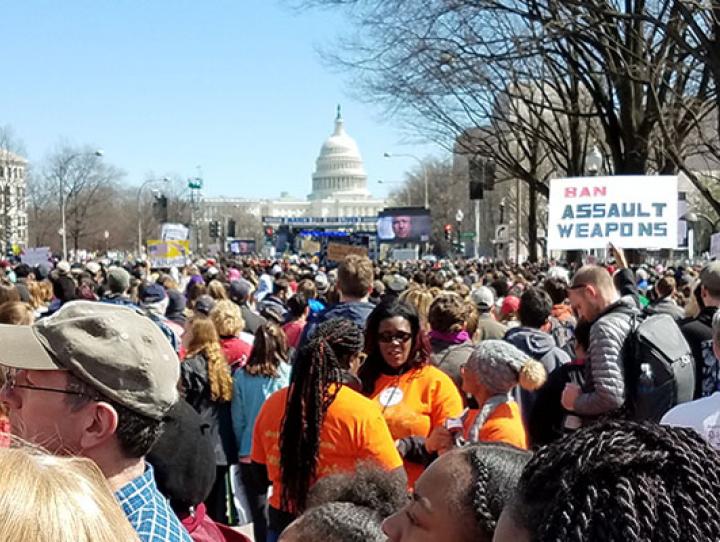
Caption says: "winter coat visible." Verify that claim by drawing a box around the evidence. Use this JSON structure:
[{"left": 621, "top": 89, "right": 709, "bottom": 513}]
[
  {"left": 574, "top": 296, "right": 636, "bottom": 417},
  {"left": 504, "top": 326, "right": 571, "bottom": 424},
  {"left": 474, "top": 314, "right": 507, "bottom": 342},
  {"left": 299, "top": 301, "right": 375, "bottom": 347},
  {"left": 239, "top": 303, "right": 266, "bottom": 336},
  {"left": 429, "top": 338, "right": 474, "bottom": 390},
  {"left": 680, "top": 306, "right": 718, "bottom": 398},
  {"left": 645, "top": 297, "right": 685, "bottom": 321},
  {"left": 181, "top": 353, "right": 237, "bottom": 466}
]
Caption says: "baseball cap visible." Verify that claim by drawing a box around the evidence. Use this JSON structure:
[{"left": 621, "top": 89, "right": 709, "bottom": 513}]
[
  {"left": 194, "top": 294, "right": 216, "bottom": 316},
  {"left": 388, "top": 274, "right": 409, "bottom": 293},
  {"left": 229, "top": 279, "right": 253, "bottom": 302},
  {"left": 700, "top": 262, "right": 720, "bottom": 293},
  {"left": 314, "top": 273, "right": 329, "bottom": 293},
  {"left": 471, "top": 286, "right": 495, "bottom": 311},
  {"left": 0, "top": 301, "right": 179, "bottom": 420},
  {"left": 501, "top": 295, "right": 521, "bottom": 316}
]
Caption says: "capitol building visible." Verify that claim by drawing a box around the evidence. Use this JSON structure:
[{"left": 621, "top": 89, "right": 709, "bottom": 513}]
[{"left": 201, "top": 107, "right": 386, "bottom": 233}]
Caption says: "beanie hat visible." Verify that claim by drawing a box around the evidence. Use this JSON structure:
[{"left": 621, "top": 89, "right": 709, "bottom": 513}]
[
  {"left": 107, "top": 267, "right": 131, "bottom": 294},
  {"left": 466, "top": 340, "right": 546, "bottom": 396},
  {"left": 147, "top": 399, "right": 216, "bottom": 511}
]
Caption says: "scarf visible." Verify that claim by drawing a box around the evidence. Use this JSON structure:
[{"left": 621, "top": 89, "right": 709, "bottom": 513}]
[
  {"left": 467, "top": 393, "right": 513, "bottom": 443},
  {"left": 428, "top": 329, "right": 471, "bottom": 345}
]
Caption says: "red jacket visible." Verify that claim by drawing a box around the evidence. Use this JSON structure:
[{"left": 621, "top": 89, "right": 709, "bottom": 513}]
[
  {"left": 220, "top": 337, "right": 252, "bottom": 371},
  {"left": 180, "top": 503, "right": 251, "bottom": 542}
]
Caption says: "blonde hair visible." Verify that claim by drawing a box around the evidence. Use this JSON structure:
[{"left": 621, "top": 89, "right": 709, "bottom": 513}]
[
  {"left": 400, "top": 287, "right": 434, "bottom": 327},
  {"left": 207, "top": 280, "right": 229, "bottom": 301},
  {"left": 186, "top": 317, "right": 233, "bottom": 402},
  {"left": 209, "top": 299, "right": 245, "bottom": 337},
  {"left": 0, "top": 445, "right": 139, "bottom": 542},
  {"left": 0, "top": 301, "right": 34, "bottom": 325}
]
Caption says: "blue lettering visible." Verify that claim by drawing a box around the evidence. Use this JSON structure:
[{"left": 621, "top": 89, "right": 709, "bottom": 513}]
[
  {"left": 620, "top": 223, "right": 633, "bottom": 237},
  {"left": 639, "top": 223, "right": 653, "bottom": 236},
  {"left": 621, "top": 203, "right": 635, "bottom": 217},
  {"left": 562, "top": 205, "right": 574, "bottom": 219},
  {"left": 591, "top": 223, "right": 604, "bottom": 237},
  {"left": 606, "top": 223, "right": 619, "bottom": 235},
  {"left": 577, "top": 223, "right": 589, "bottom": 237},
  {"left": 652, "top": 203, "right": 667, "bottom": 217},
  {"left": 637, "top": 204, "right": 651, "bottom": 218},
  {"left": 557, "top": 224, "right": 573, "bottom": 238},
  {"left": 607, "top": 204, "right": 620, "bottom": 218},
  {"left": 592, "top": 203, "right": 605, "bottom": 218},
  {"left": 576, "top": 204, "right": 591, "bottom": 219},
  {"left": 655, "top": 223, "right": 667, "bottom": 236}
]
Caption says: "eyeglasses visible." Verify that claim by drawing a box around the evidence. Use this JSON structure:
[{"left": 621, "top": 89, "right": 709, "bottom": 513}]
[
  {"left": 2, "top": 369, "right": 100, "bottom": 400},
  {"left": 378, "top": 331, "right": 413, "bottom": 344},
  {"left": 568, "top": 283, "right": 588, "bottom": 291}
]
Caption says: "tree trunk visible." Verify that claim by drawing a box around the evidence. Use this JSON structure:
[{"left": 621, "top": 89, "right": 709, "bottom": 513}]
[{"left": 528, "top": 180, "right": 538, "bottom": 262}]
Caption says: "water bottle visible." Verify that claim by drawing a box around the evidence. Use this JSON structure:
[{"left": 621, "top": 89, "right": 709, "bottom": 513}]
[{"left": 639, "top": 363, "right": 654, "bottom": 394}]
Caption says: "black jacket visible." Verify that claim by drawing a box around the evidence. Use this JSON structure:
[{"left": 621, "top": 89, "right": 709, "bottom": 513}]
[
  {"left": 679, "top": 306, "right": 717, "bottom": 399},
  {"left": 180, "top": 353, "right": 237, "bottom": 466},
  {"left": 240, "top": 303, "right": 266, "bottom": 335},
  {"left": 645, "top": 297, "right": 685, "bottom": 321}
]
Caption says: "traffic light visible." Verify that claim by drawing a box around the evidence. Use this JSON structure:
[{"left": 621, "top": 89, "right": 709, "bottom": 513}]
[
  {"left": 444, "top": 224, "right": 453, "bottom": 241},
  {"left": 264, "top": 226, "right": 274, "bottom": 239},
  {"left": 227, "top": 219, "right": 236, "bottom": 238},
  {"left": 469, "top": 158, "right": 496, "bottom": 200},
  {"left": 152, "top": 195, "right": 168, "bottom": 223},
  {"left": 209, "top": 221, "right": 220, "bottom": 239}
]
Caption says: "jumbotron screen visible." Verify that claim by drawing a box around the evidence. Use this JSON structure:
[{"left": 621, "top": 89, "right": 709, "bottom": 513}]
[{"left": 377, "top": 208, "right": 432, "bottom": 243}]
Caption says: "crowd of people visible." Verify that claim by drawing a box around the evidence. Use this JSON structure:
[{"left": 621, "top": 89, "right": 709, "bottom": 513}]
[{"left": 0, "top": 250, "right": 717, "bottom": 541}]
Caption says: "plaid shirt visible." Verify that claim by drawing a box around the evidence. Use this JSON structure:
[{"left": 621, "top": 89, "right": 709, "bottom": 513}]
[{"left": 115, "top": 464, "right": 192, "bottom": 542}]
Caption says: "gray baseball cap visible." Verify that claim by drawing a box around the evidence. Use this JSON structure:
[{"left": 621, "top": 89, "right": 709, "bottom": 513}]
[
  {"left": 0, "top": 301, "right": 179, "bottom": 420},
  {"left": 471, "top": 286, "right": 495, "bottom": 311}
]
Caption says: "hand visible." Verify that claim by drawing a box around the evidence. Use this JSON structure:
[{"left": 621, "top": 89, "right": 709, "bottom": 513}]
[
  {"left": 561, "top": 383, "right": 581, "bottom": 411},
  {"left": 609, "top": 243, "right": 628, "bottom": 269},
  {"left": 425, "top": 426, "right": 453, "bottom": 454}
]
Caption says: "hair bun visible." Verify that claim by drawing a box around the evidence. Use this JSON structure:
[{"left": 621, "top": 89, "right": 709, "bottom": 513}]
[{"left": 519, "top": 359, "right": 547, "bottom": 391}]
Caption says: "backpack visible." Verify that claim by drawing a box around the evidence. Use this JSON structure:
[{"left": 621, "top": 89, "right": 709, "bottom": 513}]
[{"left": 614, "top": 306, "right": 695, "bottom": 422}]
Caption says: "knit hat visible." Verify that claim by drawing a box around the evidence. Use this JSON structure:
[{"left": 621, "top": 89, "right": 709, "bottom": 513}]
[
  {"left": 147, "top": 398, "right": 216, "bottom": 511},
  {"left": 107, "top": 267, "right": 131, "bottom": 294},
  {"left": 466, "top": 340, "right": 546, "bottom": 395}
]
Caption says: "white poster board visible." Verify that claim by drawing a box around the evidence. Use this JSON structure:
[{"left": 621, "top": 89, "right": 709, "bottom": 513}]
[
  {"left": 20, "top": 247, "right": 51, "bottom": 267},
  {"left": 547, "top": 176, "right": 678, "bottom": 250},
  {"left": 711, "top": 233, "right": 720, "bottom": 258},
  {"left": 161, "top": 223, "right": 189, "bottom": 241}
]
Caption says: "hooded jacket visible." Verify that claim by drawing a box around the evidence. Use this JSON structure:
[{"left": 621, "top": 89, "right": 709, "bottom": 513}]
[{"left": 298, "top": 300, "right": 375, "bottom": 348}]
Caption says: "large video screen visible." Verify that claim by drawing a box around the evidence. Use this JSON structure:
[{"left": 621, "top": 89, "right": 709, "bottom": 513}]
[
  {"left": 377, "top": 208, "right": 431, "bottom": 243},
  {"left": 229, "top": 240, "right": 257, "bottom": 255}
]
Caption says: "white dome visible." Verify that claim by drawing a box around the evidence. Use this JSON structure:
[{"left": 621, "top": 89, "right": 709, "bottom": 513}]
[{"left": 310, "top": 106, "right": 370, "bottom": 201}]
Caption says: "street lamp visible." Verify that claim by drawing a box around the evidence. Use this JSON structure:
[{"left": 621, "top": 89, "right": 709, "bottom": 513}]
[
  {"left": 383, "top": 152, "right": 429, "bottom": 209},
  {"left": 377, "top": 180, "right": 411, "bottom": 206},
  {"left": 137, "top": 177, "right": 170, "bottom": 256},
  {"left": 59, "top": 149, "right": 104, "bottom": 261}
]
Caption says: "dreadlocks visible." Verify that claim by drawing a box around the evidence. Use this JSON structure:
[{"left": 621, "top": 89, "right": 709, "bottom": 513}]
[
  {"left": 279, "top": 318, "right": 365, "bottom": 512},
  {"left": 507, "top": 420, "right": 720, "bottom": 541}
]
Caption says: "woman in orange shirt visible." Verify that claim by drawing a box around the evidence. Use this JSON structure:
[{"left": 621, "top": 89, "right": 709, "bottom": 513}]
[
  {"left": 359, "top": 300, "right": 464, "bottom": 486},
  {"left": 428, "top": 340, "right": 546, "bottom": 453},
  {"left": 251, "top": 318, "right": 404, "bottom": 542}
]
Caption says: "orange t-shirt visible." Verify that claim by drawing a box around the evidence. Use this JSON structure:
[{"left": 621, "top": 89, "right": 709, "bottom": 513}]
[
  {"left": 463, "top": 401, "right": 528, "bottom": 450},
  {"left": 370, "top": 364, "right": 464, "bottom": 485},
  {"left": 251, "top": 385, "right": 403, "bottom": 511}
]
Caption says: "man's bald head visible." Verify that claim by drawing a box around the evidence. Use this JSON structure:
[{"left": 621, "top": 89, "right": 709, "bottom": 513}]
[{"left": 568, "top": 265, "right": 619, "bottom": 321}]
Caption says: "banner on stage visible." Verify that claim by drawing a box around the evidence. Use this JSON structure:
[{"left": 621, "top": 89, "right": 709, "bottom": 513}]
[
  {"left": 147, "top": 240, "right": 190, "bottom": 267},
  {"left": 547, "top": 176, "right": 678, "bottom": 250},
  {"left": 326, "top": 242, "right": 368, "bottom": 263}
]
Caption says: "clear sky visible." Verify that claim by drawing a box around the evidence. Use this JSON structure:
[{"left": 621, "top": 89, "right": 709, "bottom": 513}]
[{"left": 1, "top": 1, "right": 442, "bottom": 199}]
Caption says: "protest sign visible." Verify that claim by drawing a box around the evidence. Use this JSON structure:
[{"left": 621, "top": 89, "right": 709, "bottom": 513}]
[
  {"left": 21, "top": 247, "right": 50, "bottom": 267},
  {"left": 327, "top": 242, "right": 368, "bottom": 263},
  {"left": 161, "top": 223, "right": 190, "bottom": 241},
  {"left": 147, "top": 240, "right": 190, "bottom": 267},
  {"left": 547, "top": 176, "right": 678, "bottom": 250},
  {"left": 711, "top": 233, "right": 720, "bottom": 258}
]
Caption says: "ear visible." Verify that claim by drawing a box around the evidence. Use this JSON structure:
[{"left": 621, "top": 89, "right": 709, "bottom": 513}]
[
  {"left": 586, "top": 284, "right": 599, "bottom": 298},
  {"left": 78, "top": 402, "right": 119, "bottom": 452}
]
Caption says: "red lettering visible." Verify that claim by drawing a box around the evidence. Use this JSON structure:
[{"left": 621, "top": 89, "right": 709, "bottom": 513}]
[
  {"left": 564, "top": 185, "right": 607, "bottom": 197},
  {"left": 580, "top": 186, "right": 591, "bottom": 197},
  {"left": 594, "top": 186, "right": 607, "bottom": 197},
  {"left": 565, "top": 187, "right": 577, "bottom": 198}
]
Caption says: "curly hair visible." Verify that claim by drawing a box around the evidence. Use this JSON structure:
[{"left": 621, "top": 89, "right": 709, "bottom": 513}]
[
  {"left": 286, "top": 502, "right": 385, "bottom": 542},
  {"left": 185, "top": 317, "right": 232, "bottom": 402},
  {"left": 209, "top": 299, "right": 245, "bottom": 337},
  {"left": 507, "top": 420, "right": 720, "bottom": 541},
  {"left": 279, "top": 318, "right": 365, "bottom": 513},
  {"left": 359, "top": 299, "right": 431, "bottom": 395},
  {"left": 428, "top": 292, "right": 469, "bottom": 333}
]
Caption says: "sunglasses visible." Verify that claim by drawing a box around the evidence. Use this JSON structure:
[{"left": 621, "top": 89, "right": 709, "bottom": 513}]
[{"left": 378, "top": 331, "right": 413, "bottom": 344}]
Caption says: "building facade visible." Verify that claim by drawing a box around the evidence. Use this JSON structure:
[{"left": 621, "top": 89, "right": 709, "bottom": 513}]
[
  {"left": 200, "top": 107, "right": 386, "bottom": 239},
  {"left": 0, "top": 149, "right": 28, "bottom": 252}
]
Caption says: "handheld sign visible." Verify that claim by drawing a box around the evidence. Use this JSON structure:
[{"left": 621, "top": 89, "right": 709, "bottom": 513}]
[{"left": 547, "top": 176, "right": 678, "bottom": 250}]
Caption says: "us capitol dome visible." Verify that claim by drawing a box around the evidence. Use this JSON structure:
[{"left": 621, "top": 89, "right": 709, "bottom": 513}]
[{"left": 309, "top": 105, "right": 371, "bottom": 201}]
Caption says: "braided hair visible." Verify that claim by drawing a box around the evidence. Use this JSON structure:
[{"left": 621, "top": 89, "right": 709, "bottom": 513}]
[
  {"left": 454, "top": 443, "right": 531, "bottom": 542},
  {"left": 279, "top": 318, "right": 365, "bottom": 512},
  {"left": 507, "top": 420, "right": 720, "bottom": 541}
]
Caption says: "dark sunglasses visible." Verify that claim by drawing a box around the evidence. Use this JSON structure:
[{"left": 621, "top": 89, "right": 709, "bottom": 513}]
[{"left": 378, "top": 331, "right": 413, "bottom": 344}]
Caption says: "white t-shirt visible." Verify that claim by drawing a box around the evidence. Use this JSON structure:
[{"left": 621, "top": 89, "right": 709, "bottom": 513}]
[{"left": 661, "top": 393, "right": 720, "bottom": 449}]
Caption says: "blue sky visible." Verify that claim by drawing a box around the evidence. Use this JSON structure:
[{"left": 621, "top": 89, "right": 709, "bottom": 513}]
[{"left": 1, "top": 1, "right": 442, "bottom": 199}]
